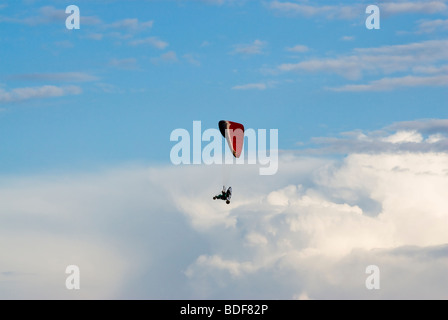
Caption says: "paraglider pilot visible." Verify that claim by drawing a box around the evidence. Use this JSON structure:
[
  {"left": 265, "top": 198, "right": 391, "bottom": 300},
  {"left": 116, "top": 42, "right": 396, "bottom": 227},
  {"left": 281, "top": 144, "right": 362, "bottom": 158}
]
[{"left": 213, "top": 186, "right": 232, "bottom": 204}]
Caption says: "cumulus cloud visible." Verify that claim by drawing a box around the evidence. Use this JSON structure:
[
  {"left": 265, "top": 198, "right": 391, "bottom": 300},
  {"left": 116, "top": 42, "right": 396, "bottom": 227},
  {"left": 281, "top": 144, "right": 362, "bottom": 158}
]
[
  {"left": 1, "top": 119, "right": 448, "bottom": 299},
  {"left": 178, "top": 154, "right": 448, "bottom": 299},
  {"left": 306, "top": 119, "right": 448, "bottom": 154}
]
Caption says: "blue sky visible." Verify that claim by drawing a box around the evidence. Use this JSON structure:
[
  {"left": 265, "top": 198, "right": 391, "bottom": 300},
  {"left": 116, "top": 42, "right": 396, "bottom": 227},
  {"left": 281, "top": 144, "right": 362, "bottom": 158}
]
[
  {"left": 1, "top": 1, "right": 448, "bottom": 300},
  {"left": 1, "top": 0, "right": 447, "bottom": 174}
]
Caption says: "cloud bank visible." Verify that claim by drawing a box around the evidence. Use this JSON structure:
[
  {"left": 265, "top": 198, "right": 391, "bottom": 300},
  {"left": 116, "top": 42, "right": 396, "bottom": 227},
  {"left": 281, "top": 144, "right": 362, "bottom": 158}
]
[{"left": 0, "top": 120, "right": 447, "bottom": 299}]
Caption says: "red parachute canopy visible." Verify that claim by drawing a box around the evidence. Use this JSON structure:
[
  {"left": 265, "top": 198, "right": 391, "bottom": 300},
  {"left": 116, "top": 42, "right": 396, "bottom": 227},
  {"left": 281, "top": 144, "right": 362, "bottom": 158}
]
[{"left": 219, "top": 120, "right": 245, "bottom": 158}]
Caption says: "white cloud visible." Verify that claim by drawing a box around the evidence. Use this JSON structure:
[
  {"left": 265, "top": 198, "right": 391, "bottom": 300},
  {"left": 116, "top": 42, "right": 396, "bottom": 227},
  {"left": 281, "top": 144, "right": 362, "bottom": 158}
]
[
  {"left": 129, "top": 37, "right": 169, "bottom": 49},
  {"left": 196, "top": 0, "right": 246, "bottom": 5},
  {"left": 279, "top": 56, "right": 363, "bottom": 80},
  {"left": 382, "top": 1, "right": 448, "bottom": 15},
  {"left": 107, "top": 18, "right": 153, "bottom": 31},
  {"left": 388, "top": 119, "right": 448, "bottom": 134},
  {"left": 199, "top": 0, "right": 227, "bottom": 5},
  {"left": 232, "top": 83, "right": 267, "bottom": 90},
  {"left": 54, "top": 40, "right": 74, "bottom": 49},
  {"left": 267, "top": 1, "right": 360, "bottom": 19},
  {"left": 331, "top": 75, "right": 448, "bottom": 92},
  {"left": 278, "top": 39, "right": 448, "bottom": 80},
  {"left": 183, "top": 53, "right": 201, "bottom": 66},
  {"left": 109, "top": 58, "right": 138, "bottom": 70},
  {"left": 382, "top": 130, "right": 423, "bottom": 144},
  {"left": 426, "top": 133, "right": 445, "bottom": 144},
  {"left": 84, "top": 33, "right": 104, "bottom": 41},
  {"left": 0, "top": 6, "right": 101, "bottom": 26},
  {"left": 341, "top": 36, "right": 355, "bottom": 41},
  {"left": 417, "top": 18, "right": 448, "bottom": 33},
  {"left": 177, "top": 151, "right": 448, "bottom": 298},
  {"left": 0, "top": 85, "right": 82, "bottom": 103},
  {"left": 232, "top": 40, "right": 267, "bottom": 55},
  {"left": 1, "top": 120, "right": 448, "bottom": 299},
  {"left": 306, "top": 119, "right": 448, "bottom": 154},
  {"left": 285, "top": 45, "right": 309, "bottom": 53},
  {"left": 412, "top": 65, "right": 448, "bottom": 74},
  {"left": 186, "top": 255, "right": 257, "bottom": 278},
  {"left": 268, "top": 1, "right": 447, "bottom": 19},
  {"left": 245, "top": 232, "right": 268, "bottom": 246},
  {"left": 294, "top": 292, "right": 311, "bottom": 300},
  {"left": 9, "top": 72, "right": 98, "bottom": 83},
  {"left": 150, "top": 51, "right": 178, "bottom": 64}
]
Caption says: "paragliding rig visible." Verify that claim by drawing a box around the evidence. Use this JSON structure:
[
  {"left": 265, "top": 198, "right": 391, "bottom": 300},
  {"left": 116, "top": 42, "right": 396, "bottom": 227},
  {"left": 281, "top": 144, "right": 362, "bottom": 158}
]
[
  {"left": 213, "top": 186, "right": 232, "bottom": 204},
  {"left": 213, "top": 120, "right": 244, "bottom": 205}
]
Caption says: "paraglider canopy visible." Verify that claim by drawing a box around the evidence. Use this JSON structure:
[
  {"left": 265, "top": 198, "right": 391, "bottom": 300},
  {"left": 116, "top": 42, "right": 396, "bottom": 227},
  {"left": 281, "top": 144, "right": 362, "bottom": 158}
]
[{"left": 219, "top": 120, "right": 245, "bottom": 158}]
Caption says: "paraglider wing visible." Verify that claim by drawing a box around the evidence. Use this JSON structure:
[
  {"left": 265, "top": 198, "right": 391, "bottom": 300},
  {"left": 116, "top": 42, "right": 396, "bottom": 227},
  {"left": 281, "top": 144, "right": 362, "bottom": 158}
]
[{"left": 219, "top": 120, "right": 245, "bottom": 158}]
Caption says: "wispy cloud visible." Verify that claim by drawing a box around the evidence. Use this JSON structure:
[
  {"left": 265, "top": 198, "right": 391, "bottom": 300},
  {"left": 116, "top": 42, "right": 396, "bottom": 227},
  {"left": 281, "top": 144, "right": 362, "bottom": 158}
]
[
  {"left": 285, "top": 44, "right": 309, "bottom": 53},
  {"left": 129, "top": 36, "right": 169, "bottom": 49},
  {"left": 150, "top": 51, "right": 178, "bottom": 64},
  {"left": 382, "top": 1, "right": 448, "bottom": 15},
  {"left": 83, "top": 33, "right": 104, "bottom": 41},
  {"left": 278, "top": 39, "right": 448, "bottom": 82},
  {"left": 417, "top": 18, "right": 448, "bottom": 33},
  {"left": 388, "top": 119, "right": 448, "bottom": 134},
  {"left": 0, "top": 6, "right": 101, "bottom": 25},
  {"left": 0, "top": 85, "right": 82, "bottom": 104},
  {"left": 107, "top": 18, "right": 154, "bottom": 31},
  {"left": 341, "top": 35, "right": 355, "bottom": 41},
  {"left": 268, "top": 1, "right": 448, "bottom": 19},
  {"left": 267, "top": 1, "right": 360, "bottom": 19},
  {"left": 109, "top": 58, "right": 138, "bottom": 70},
  {"left": 330, "top": 74, "right": 448, "bottom": 92},
  {"left": 183, "top": 53, "right": 201, "bottom": 66},
  {"left": 197, "top": 0, "right": 244, "bottom": 5},
  {"left": 232, "top": 40, "right": 267, "bottom": 55},
  {"left": 232, "top": 83, "right": 267, "bottom": 90},
  {"left": 8, "top": 72, "right": 98, "bottom": 83}
]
